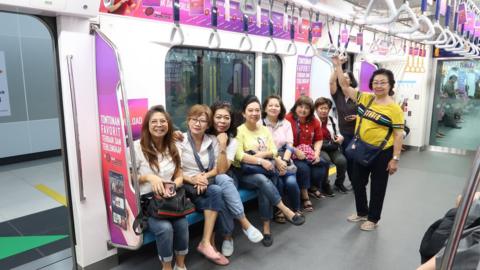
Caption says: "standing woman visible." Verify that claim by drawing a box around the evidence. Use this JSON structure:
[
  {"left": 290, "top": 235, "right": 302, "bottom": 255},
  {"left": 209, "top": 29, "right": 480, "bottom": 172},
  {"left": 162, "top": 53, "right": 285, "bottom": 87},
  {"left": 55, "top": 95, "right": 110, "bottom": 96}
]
[
  {"left": 285, "top": 96, "right": 329, "bottom": 212},
  {"left": 329, "top": 66, "right": 358, "bottom": 191},
  {"left": 176, "top": 104, "right": 229, "bottom": 265},
  {"left": 133, "top": 105, "right": 188, "bottom": 270},
  {"left": 333, "top": 56, "right": 404, "bottom": 231},
  {"left": 235, "top": 95, "right": 305, "bottom": 247},
  {"left": 207, "top": 101, "right": 263, "bottom": 257},
  {"left": 262, "top": 95, "right": 301, "bottom": 217}
]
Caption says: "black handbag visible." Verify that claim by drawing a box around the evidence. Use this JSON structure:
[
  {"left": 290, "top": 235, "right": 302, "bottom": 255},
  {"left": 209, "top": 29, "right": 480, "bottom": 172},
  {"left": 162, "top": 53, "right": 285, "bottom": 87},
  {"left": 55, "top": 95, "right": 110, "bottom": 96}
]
[
  {"left": 132, "top": 187, "right": 195, "bottom": 235},
  {"left": 321, "top": 116, "right": 340, "bottom": 152},
  {"left": 344, "top": 97, "right": 393, "bottom": 167}
]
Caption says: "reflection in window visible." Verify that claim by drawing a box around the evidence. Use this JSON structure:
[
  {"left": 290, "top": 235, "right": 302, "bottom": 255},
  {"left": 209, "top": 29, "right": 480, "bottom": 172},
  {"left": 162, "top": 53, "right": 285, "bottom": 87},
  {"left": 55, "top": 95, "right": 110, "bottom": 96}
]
[
  {"left": 165, "top": 48, "right": 255, "bottom": 130},
  {"left": 430, "top": 60, "right": 480, "bottom": 150},
  {"left": 262, "top": 54, "right": 282, "bottom": 100}
]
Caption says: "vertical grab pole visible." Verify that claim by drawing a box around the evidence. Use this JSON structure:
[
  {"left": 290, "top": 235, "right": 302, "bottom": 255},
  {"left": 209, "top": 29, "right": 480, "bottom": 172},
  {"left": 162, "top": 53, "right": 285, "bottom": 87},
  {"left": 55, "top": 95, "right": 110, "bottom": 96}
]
[{"left": 66, "top": 55, "right": 86, "bottom": 202}]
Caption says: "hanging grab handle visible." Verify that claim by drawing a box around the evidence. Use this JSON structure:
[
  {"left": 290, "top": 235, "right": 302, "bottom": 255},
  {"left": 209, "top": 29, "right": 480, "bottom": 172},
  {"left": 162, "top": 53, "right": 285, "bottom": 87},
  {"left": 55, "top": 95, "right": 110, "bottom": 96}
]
[
  {"left": 285, "top": 3, "right": 297, "bottom": 56},
  {"left": 208, "top": 0, "right": 221, "bottom": 48},
  {"left": 170, "top": 0, "right": 184, "bottom": 45},
  {"left": 264, "top": 0, "right": 277, "bottom": 54},
  {"left": 239, "top": 14, "right": 253, "bottom": 51},
  {"left": 304, "top": 9, "right": 315, "bottom": 57}
]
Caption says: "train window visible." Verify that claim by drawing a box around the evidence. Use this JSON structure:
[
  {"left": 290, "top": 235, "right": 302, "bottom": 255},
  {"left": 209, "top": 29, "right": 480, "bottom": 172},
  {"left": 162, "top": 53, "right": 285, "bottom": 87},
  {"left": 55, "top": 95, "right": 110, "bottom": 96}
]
[
  {"left": 165, "top": 48, "right": 255, "bottom": 130},
  {"left": 262, "top": 54, "right": 282, "bottom": 100}
]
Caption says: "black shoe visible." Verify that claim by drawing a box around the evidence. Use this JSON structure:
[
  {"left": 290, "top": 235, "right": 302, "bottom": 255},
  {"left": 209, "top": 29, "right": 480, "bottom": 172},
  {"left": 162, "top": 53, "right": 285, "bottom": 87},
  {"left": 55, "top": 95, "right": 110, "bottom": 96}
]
[
  {"left": 334, "top": 184, "right": 350, "bottom": 194},
  {"left": 262, "top": 234, "right": 273, "bottom": 247},
  {"left": 322, "top": 184, "right": 335, "bottom": 197},
  {"left": 454, "top": 125, "right": 462, "bottom": 129},
  {"left": 287, "top": 213, "right": 306, "bottom": 226}
]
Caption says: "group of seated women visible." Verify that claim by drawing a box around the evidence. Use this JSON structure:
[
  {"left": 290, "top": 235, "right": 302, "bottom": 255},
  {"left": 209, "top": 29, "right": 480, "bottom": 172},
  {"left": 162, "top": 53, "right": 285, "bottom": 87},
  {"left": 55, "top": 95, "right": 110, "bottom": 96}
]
[{"left": 131, "top": 93, "right": 344, "bottom": 269}]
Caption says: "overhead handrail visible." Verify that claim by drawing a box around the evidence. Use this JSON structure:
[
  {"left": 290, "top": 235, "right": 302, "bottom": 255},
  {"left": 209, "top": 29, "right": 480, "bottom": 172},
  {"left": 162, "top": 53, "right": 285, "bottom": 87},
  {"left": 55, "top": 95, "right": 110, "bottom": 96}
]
[
  {"left": 388, "top": 1, "right": 421, "bottom": 34},
  {"left": 264, "top": 0, "right": 277, "bottom": 53},
  {"left": 425, "top": 0, "right": 449, "bottom": 45},
  {"left": 169, "top": 0, "right": 184, "bottom": 45},
  {"left": 208, "top": 0, "right": 221, "bottom": 48},
  {"left": 238, "top": 5, "right": 253, "bottom": 51},
  {"left": 285, "top": 3, "right": 297, "bottom": 56},
  {"left": 355, "top": 0, "right": 399, "bottom": 25},
  {"left": 410, "top": 0, "right": 436, "bottom": 40},
  {"left": 368, "top": 32, "right": 380, "bottom": 54},
  {"left": 437, "top": 0, "right": 459, "bottom": 48},
  {"left": 439, "top": 148, "right": 480, "bottom": 270},
  {"left": 239, "top": 0, "right": 257, "bottom": 16},
  {"left": 337, "top": 20, "right": 355, "bottom": 58},
  {"left": 304, "top": 9, "right": 315, "bottom": 57}
]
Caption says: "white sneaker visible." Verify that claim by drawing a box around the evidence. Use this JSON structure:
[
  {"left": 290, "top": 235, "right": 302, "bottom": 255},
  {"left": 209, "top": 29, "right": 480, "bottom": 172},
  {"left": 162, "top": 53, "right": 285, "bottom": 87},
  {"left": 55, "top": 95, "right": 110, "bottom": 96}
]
[
  {"left": 221, "top": 239, "right": 234, "bottom": 257},
  {"left": 173, "top": 265, "right": 187, "bottom": 270},
  {"left": 242, "top": 225, "right": 264, "bottom": 243}
]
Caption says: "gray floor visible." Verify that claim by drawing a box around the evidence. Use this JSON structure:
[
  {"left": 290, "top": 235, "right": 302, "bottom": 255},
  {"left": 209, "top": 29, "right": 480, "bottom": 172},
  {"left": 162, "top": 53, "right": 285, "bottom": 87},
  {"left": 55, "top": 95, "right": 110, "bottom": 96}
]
[{"left": 112, "top": 150, "right": 474, "bottom": 270}]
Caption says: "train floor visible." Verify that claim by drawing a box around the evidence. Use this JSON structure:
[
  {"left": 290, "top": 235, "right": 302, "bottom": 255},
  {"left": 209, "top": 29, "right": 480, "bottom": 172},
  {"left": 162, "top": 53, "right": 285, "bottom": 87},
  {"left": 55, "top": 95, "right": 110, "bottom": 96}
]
[{"left": 113, "top": 150, "right": 473, "bottom": 270}]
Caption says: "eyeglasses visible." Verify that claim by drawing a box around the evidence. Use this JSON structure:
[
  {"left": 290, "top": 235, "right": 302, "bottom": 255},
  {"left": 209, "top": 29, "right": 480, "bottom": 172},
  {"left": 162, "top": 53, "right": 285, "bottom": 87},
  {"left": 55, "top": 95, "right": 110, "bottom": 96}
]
[
  {"left": 189, "top": 118, "right": 208, "bottom": 125},
  {"left": 372, "top": 81, "right": 389, "bottom": 86}
]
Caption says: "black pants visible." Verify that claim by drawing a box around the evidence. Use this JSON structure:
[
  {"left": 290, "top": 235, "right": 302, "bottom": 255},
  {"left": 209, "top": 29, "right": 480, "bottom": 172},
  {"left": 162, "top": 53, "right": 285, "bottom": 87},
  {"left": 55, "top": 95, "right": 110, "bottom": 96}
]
[{"left": 352, "top": 147, "right": 393, "bottom": 223}]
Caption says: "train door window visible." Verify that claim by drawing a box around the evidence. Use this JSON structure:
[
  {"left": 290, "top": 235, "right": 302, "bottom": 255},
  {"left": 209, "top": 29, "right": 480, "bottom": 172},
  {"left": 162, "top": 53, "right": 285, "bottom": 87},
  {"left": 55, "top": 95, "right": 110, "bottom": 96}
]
[
  {"left": 0, "top": 12, "right": 74, "bottom": 269},
  {"left": 165, "top": 48, "right": 255, "bottom": 130},
  {"left": 262, "top": 54, "right": 282, "bottom": 100},
  {"left": 430, "top": 60, "right": 480, "bottom": 150}
]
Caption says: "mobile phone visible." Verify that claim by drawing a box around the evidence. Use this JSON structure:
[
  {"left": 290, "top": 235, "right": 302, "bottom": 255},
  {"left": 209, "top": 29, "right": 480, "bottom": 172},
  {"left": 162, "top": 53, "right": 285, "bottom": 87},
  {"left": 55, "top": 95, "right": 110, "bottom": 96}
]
[
  {"left": 109, "top": 170, "right": 128, "bottom": 230},
  {"left": 163, "top": 182, "right": 176, "bottom": 196},
  {"left": 344, "top": 115, "right": 356, "bottom": 121}
]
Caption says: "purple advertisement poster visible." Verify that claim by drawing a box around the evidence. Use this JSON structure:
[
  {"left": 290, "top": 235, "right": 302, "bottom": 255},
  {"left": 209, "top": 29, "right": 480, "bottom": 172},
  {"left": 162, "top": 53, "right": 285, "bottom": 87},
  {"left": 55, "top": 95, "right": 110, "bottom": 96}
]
[
  {"left": 360, "top": 61, "right": 377, "bottom": 93},
  {"left": 95, "top": 32, "right": 141, "bottom": 248},
  {"left": 99, "top": 0, "right": 318, "bottom": 43},
  {"left": 295, "top": 56, "right": 312, "bottom": 99}
]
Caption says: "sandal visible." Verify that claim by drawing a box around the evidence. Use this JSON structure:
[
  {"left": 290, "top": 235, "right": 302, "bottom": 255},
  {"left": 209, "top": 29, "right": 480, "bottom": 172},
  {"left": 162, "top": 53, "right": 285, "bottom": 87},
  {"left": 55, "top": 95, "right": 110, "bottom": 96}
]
[
  {"left": 274, "top": 210, "right": 286, "bottom": 224},
  {"left": 308, "top": 189, "right": 324, "bottom": 199},
  {"left": 301, "top": 198, "right": 314, "bottom": 212}
]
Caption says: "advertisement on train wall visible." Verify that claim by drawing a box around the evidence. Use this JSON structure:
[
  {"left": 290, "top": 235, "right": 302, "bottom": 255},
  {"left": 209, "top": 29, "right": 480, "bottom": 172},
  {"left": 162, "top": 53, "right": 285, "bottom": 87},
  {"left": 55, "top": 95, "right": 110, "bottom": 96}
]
[
  {"left": 95, "top": 32, "right": 141, "bottom": 248},
  {"left": 0, "top": 51, "right": 11, "bottom": 117},
  {"left": 99, "top": 0, "right": 318, "bottom": 43},
  {"left": 295, "top": 56, "right": 312, "bottom": 99}
]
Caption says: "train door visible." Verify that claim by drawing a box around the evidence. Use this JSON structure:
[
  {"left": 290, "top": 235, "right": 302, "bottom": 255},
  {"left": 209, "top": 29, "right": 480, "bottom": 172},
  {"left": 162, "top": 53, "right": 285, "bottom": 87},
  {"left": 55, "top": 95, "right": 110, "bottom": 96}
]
[
  {"left": 429, "top": 59, "right": 480, "bottom": 151},
  {"left": 0, "top": 12, "right": 75, "bottom": 269}
]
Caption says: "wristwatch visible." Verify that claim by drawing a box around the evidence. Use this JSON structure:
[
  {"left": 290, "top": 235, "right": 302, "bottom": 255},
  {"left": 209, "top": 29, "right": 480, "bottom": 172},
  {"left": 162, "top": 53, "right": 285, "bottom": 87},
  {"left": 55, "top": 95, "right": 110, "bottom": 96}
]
[{"left": 392, "top": 156, "right": 400, "bottom": 161}]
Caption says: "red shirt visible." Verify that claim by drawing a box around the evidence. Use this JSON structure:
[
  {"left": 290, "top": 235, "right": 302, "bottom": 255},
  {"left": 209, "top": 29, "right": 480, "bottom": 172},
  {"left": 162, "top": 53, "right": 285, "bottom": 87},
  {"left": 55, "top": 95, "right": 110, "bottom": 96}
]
[
  {"left": 285, "top": 112, "right": 323, "bottom": 146},
  {"left": 320, "top": 119, "right": 332, "bottom": 141}
]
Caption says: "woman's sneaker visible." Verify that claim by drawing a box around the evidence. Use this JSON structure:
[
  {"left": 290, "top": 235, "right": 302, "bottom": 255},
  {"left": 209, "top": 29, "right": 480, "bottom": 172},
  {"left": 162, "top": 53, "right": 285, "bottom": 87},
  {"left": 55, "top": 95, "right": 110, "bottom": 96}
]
[
  {"left": 360, "top": 221, "right": 378, "bottom": 231},
  {"left": 347, "top": 214, "right": 367, "bottom": 222},
  {"left": 242, "top": 225, "right": 264, "bottom": 243},
  {"left": 221, "top": 239, "right": 234, "bottom": 257}
]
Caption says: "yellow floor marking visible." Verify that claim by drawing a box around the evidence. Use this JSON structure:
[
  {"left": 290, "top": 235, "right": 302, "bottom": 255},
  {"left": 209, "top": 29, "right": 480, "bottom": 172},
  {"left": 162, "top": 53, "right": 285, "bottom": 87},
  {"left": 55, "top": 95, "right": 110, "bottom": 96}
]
[
  {"left": 35, "top": 184, "right": 67, "bottom": 207},
  {"left": 328, "top": 166, "right": 337, "bottom": 176}
]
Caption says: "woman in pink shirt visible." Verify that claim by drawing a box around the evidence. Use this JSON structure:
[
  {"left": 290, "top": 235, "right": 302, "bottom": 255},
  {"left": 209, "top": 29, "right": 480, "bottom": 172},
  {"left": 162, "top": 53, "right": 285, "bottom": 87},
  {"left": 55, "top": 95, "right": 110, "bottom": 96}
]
[{"left": 262, "top": 95, "right": 301, "bottom": 220}]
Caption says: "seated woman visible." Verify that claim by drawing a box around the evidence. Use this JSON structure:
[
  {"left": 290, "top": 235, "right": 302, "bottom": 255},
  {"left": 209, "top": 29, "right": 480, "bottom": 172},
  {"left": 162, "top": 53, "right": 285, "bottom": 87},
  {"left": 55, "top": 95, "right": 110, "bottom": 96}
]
[
  {"left": 314, "top": 97, "right": 349, "bottom": 193},
  {"left": 234, "top": 95, "right": 305, "bottom": 247},
  {"left": 176, "top": 104, "right": 229, "bottom": 265},
  {"left": 207, "top": 101, "right": 263, "bottom": 257},
  {"left": 262, "top": 95, "right": 301, "bottom": 220},
  {"left": 132, "top": 105, "right": 188, "bottom": 270},
  {"left": 285, "top": 96, "right": 329, "bottom": 211}
]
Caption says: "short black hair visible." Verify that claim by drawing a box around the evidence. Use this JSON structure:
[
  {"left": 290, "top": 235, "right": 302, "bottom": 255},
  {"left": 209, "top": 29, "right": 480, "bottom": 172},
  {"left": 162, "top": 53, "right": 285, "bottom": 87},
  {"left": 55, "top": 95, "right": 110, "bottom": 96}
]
[
  {"left": 369, "top": 68, "right": 396, "bottom": 96},
  {"left": 337, "top": 70, "right": 358, "bottom": 89},
  {"left": 314, "top": 97, "right": 333, "bottom": 109},
  {"left": 242, "top": 95, "right": 261, "bottom": 112},
  {"left": 262, "top": 95, "right": 286, "bottom": 120},
  {"left": 449, "top": 75, "right": 458, "bottom": 81}
]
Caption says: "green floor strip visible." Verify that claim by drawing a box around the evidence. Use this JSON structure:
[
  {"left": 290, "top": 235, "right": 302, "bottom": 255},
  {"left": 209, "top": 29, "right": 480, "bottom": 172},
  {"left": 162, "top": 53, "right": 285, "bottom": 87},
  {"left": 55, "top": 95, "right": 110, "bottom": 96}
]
[{"left": 0, "top": 235, "right": 68, "bottom": 260}]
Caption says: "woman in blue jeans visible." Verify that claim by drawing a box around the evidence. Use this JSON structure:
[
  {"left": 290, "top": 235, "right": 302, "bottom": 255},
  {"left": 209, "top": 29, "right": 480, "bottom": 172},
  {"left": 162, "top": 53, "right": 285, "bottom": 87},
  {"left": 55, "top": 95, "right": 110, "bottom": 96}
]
[
  {"left": 234, "top": 95, "right": 305, "bottom": 247},
  {"left": 261, "top": 95, "right": 301, "bottom": 220},
  {"left": 207, "top": 101, "right": 263, "bottom": 257},
  {"left": 132, "top": 105, "right": 188, "bottom": 270}
]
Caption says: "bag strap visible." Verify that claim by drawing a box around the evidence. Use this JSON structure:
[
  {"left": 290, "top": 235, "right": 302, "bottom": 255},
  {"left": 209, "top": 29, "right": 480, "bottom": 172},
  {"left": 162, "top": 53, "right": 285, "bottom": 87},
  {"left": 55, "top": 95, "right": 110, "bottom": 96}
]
[
  {"left": 187, "top": 131, "right": 215, "bottom": 172},
  {"left": 132, "top": 194, "right": 151, "bottom": 235},
  {"left": 355, "top": 96, "right": 393, "bottom": 149},
  {"left": 295, "top": 117, "right": 301, "bottom": 144},
  {"left": 329, "top": 116, "right": 338, "bottom": 137}
]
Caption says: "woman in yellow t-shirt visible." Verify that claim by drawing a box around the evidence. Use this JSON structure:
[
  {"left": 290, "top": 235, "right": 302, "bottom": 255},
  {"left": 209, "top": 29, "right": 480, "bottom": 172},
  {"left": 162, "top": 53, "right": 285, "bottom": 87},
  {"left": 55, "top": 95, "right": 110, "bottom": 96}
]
[{"left": 333, "top": 56, "right": 404, "bottom": 231}]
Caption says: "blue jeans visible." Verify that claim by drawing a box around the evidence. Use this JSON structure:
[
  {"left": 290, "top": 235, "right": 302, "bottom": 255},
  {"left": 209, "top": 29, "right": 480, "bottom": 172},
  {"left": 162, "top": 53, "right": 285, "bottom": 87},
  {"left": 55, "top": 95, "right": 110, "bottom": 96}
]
[
  {"left": 341, "top": 133, "right": 355, "bottom": 184},
  {"left": 148, "top": 217, "right": 189, "bottom": 262},
  {"left": 214, "top": 174, "right": 245, "bottom": 236},
  {"left": 192, "top": 184, "right": 224, "bottom": 212},
  {"left": 279, "top": 174, "right": 301, "bottom": 211},
  {"left": 293, "top": 159, "right": 327, "bottom": 189},
  {"left": 240, "top": 173, "right": 282, "bottom": 220}
]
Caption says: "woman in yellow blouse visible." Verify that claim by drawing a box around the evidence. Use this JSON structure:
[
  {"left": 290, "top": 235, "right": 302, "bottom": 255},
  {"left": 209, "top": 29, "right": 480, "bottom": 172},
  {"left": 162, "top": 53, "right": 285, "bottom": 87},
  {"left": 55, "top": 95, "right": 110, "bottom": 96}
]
[{"left": 333, "top": 56, "right": 404, "bottom": 231}]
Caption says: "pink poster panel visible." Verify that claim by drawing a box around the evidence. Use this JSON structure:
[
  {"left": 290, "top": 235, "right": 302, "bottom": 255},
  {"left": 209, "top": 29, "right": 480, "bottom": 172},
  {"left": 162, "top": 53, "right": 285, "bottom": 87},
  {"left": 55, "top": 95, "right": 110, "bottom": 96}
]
[
  {"left": 359, "top": 61, "right": 377, "bottom": 93},
  {"left": 295, "top": 56, "right": 312, "bottom": 99},
  {"left": 95, "top": 32, "right": 141, "bottom": 247},
  {"left": 122, "top": 98, "right": 149, "bottom": 141}
]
